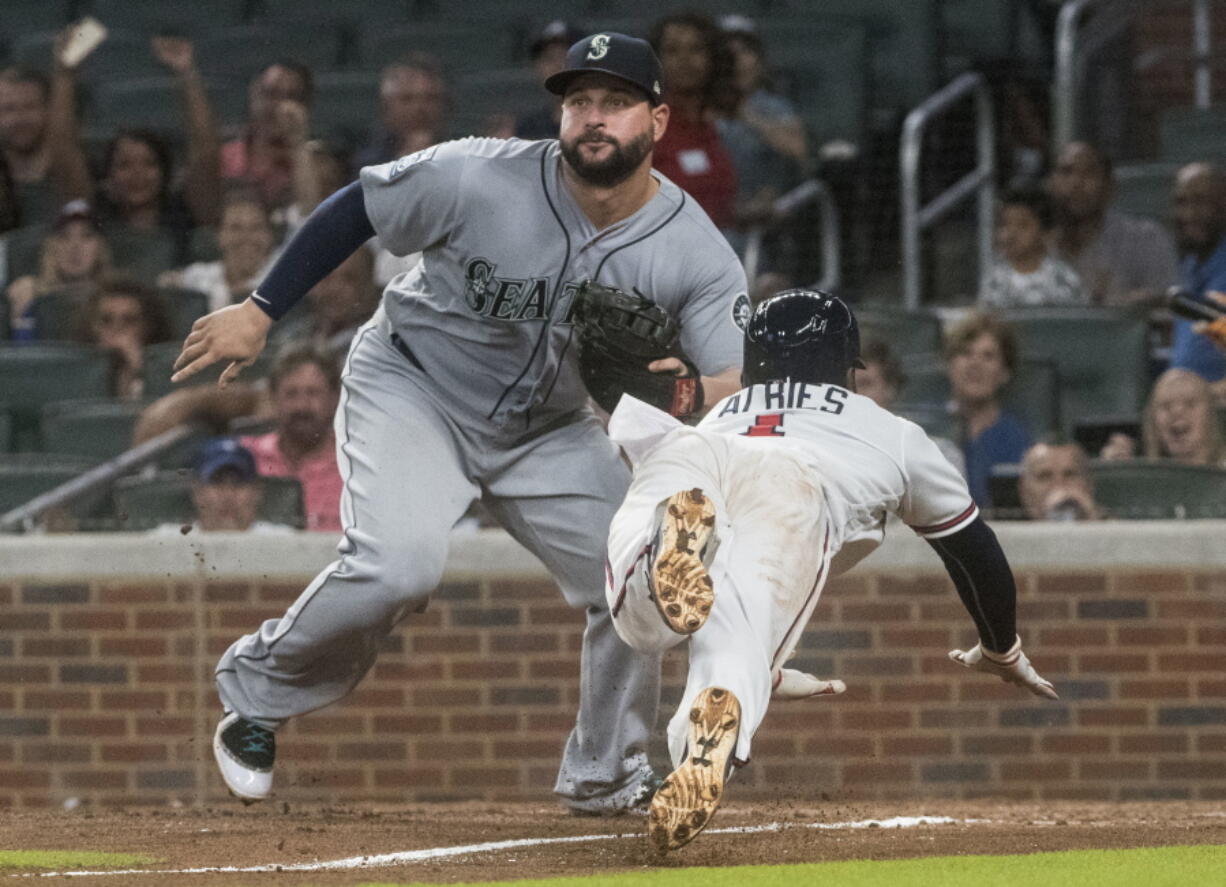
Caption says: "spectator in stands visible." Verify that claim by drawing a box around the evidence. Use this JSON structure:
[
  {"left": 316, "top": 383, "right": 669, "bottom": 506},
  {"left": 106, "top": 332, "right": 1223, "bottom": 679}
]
[
  {"left": 354, "top": 55, "right": 449, "bottom": 170},
  {"left": 222, "top": 61, "right": 314, "bottom": 209},
  {"left": 0, "top": 154, "right": 18, "bottom": 296},
  {"left": 241, "top": 343, "right": 342, "bottom": 533},
  {"left": 981, "top": 186, "right": 1084, "bottom": 308},
  {"left": 513, "top": 21, "right": 585, "bottom": 141},
  {"left": 945, "top": 312, "right": 1031, "bottom": 506},
  {"left": 855, "top": 339, "right": 905, "bottom": 410},
  {"left": 162, "top": 191, "right": 275, "bottom": 313},
  {"left": 131, "top": 341, "right": 344, "bottom": 531},
  {"left": 649, "top": 12, "right": 738, "bottom": 232},
  {"left": 717, "top": 17, "right": 807, "bottom": 197},
  {"left": 1142, "top": 368, "right": 1225, "bottom": 467},
  {"left": 271, "top": 248, "right": 376, "bottom": 355},
  {"left": 78, "top": 278, "right": 173, "bottom": 399},
  {"left": 1169, "top": 162, "right": 1226, "bottom": 392},
  {"left": 149, "top": 35, "right": 222, "bottom": 226},
  {"left": 158, "top": 437, "right": 292, "bottom": 535},
  {"left": 5, "top": 199, "right": 111, "bottom": 339},
  {"left": 0, "top": 46, "right": 91, "bottom": 226},
  {"left": 1047, "top": 141, "right": 1178, "bottom": 306},
  {"left": 288, "top": 139, "right": 351, "bottom": 235},
  {"left": 1017, "top": 441, "right": 1101, "bottom": 521}
]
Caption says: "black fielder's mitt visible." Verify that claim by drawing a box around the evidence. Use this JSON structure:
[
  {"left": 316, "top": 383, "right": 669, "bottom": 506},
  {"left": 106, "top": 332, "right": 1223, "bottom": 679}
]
[{"left": 571, "top": 280, "right": 704, "bottom": 419}]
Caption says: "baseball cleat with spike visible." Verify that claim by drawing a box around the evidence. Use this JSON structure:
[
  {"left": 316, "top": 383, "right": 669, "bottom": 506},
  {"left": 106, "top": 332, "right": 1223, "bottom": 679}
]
[
  {"left": 648, "top": 686, "right": 740, "bottom": 853},
  {"left": 651, "top": 488, "right": 717, "bottom": 634}
]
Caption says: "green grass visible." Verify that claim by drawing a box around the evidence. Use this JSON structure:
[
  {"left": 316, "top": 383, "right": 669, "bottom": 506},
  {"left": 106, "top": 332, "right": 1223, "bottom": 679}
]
[
  {"left": 0, "top": 850, "right": 157, "bottom": 870},
  {"left": 359, "top": 844, "right": 1226, "bottom": 887}
]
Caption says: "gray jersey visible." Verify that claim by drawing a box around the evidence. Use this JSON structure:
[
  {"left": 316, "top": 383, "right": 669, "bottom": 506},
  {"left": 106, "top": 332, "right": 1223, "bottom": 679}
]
[{"left": 360, "top": 137, "right": 746, "bottom": 427}]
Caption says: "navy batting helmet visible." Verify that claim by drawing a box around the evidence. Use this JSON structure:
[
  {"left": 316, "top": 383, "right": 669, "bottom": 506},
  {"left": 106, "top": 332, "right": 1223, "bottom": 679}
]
[{"left": 742, "top": 290, "right": 865, "bottom": 387}]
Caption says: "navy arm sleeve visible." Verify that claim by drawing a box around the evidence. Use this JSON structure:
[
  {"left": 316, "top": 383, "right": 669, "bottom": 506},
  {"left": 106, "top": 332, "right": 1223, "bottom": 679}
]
[
  {"left": 249, "top": 181, "right": 376, "bottom": 321},
  {"left": 926, "top": 516, "right": 1017, "bottom": 655}
]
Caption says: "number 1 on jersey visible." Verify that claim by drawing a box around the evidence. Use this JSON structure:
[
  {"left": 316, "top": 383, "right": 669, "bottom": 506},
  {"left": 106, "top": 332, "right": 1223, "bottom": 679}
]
[{"left": 743, "top": 413, "right": 785, "bottom": 437}]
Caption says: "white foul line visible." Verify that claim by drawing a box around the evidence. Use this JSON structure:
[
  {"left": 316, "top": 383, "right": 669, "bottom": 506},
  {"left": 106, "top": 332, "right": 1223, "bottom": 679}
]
[{"left": 15, "top": 815, "right": 963, "bottom": 878}]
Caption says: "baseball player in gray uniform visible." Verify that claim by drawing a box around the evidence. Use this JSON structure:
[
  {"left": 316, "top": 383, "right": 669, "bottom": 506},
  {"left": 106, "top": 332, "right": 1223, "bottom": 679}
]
[{"left": 172, "top": 33, "right": 745, "bottom": 814}]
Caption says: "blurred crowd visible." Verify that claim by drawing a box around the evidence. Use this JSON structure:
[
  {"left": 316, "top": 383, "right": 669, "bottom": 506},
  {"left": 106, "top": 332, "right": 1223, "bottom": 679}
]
[{"left": 1, "top": 7, "right": 1225, "bottom": 531}]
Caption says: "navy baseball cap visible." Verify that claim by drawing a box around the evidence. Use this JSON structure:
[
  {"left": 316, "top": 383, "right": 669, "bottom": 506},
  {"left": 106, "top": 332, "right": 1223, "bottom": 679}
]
[
  {"left": 195, "top": 438, "right": 258, "bottom": 483},
  {"left": 544, "top": 32, "right": 664, "bottom": 106}
]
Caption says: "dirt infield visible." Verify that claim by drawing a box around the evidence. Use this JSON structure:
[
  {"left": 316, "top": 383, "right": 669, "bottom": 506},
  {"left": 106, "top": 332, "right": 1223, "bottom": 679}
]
[{"left": 3, "top": 800, "right": 1225, "bottom": 885}]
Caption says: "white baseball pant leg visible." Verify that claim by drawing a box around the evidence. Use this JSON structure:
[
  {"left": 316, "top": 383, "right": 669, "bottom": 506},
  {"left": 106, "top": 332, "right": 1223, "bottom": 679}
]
[{"left": 606, "top": 428, "right": 831, "bottom": 766}]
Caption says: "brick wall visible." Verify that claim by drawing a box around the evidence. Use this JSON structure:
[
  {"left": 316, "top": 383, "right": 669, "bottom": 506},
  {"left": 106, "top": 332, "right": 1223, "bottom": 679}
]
[{"left": 2, "top": 538, "right": 1223, "bottom": 808}]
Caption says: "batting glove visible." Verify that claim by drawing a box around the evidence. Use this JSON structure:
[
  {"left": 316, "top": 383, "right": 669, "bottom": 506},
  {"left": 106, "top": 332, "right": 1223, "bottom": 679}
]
[
  {"left": 948, "top": 636, "right": 1059, "bottom": 700},
  {"left": 771, "top": 668, "right": 846, "bottom": 701}
]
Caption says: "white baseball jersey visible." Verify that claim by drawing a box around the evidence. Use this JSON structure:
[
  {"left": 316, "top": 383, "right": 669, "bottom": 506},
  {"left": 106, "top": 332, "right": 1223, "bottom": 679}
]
[{"left": 697, "top": 380, "right": 979, "bottom": 553}]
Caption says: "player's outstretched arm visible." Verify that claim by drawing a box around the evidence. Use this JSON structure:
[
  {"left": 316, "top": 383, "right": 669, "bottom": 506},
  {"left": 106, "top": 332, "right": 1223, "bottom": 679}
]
[
  {"left": 926, "top": 516, "right": 1058, "bottom": 700},
  {"left": 172, "top": 181, "right": 375, "bottom": 386}
]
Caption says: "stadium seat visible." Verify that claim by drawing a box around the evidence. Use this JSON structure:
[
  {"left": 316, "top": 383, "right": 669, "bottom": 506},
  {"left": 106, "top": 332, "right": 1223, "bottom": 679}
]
[
  {"left": 770, "top": 22, "right": 868, "bottom": 152},
  {"left": 113, "top": 471, "right": 306, "bottom": 530},
  {"left": 1113, "top": 163, "right": 1178, "bottom": 220},
  {"left": 0, "top": 406, "right": 13, "bottom": 452},
  {"left": 0, "top": 0, "right": 73, "bottom": 40},
  {"left": 897, "top": 356, "right": 1061, "bottom": 437},
  {"left": 4, "top": 225, "right": 50, "bottom": 283},
  {"left": 0, "top": 344, "right": 113, "bottom": 451},
  {"left": 159, "top": 287, "right": 211, "bottom": 340},
  {"left": 942, "top": 0, "right": 1017, "bottom": 62},
  {"left": 11, "top": 29, "right": 165, "bottom": 81},
  {"left": 105, "top": 227, "right": 179, "bottom": 283},
  {"left": 453, "top": 68, "right": 545, "bottom": 138},
  {"left": 29, "top": 288, "right": 90, "bottom": 341},
  {"left": 0, "top": 453, "right": 100, "bottom": 516},
  {"left": 253, "top": 0, "right": 412, "bottom": 28},
  {"left": 856, "top": 308, "right": 943, "bottom": 359},
  {"left": 40, "top": 398, "right": 145, "bottom": 460},
  {"left": 1000, "top": 308, "right": 1150, "bottom": 434},
  {"left": 90, "top": 77, "right": 245, "bottom": 139},
  {"left": 1159, "top": 106, "right": 1226, "bottom": 165},
  {"left": 310, "top": 71, "right": 382, "bottom": 147},
  {"left": 89, "top": 0, "right": 249, "bottom": 35},
  {"left": 358, "top": 22, "right": 516, "bottom": 75},
  {"left": 195, "top": 26, "right": 343, "bottom": 82},
  {"left": 766, "top": 0, "right": 939, "bottom": 115},
  {"left": 1088, "top": 460, "right": 1226, "bottom": 519},
  {"left": 141, "top": 341, "right": 272, "bottom": 398}
]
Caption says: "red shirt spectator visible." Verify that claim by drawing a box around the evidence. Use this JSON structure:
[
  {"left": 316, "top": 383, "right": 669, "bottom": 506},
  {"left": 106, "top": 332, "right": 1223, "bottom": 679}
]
[
  {"left": 653, "top": 114, "right": 736, "bottom": 229},
  {"left": 240, "top": 429, "right": 341, "bottom": 532}
]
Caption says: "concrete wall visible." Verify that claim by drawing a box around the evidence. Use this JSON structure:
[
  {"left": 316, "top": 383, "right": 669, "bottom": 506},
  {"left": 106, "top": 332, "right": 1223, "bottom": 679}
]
[{"left": 0, "top": 523, "right": 1223, "bottom": 807}]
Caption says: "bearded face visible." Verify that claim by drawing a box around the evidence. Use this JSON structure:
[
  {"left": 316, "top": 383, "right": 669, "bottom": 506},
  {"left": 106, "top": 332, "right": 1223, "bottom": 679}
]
[{"left": 560, "top": 126, "right": 654, "bottom": 188}]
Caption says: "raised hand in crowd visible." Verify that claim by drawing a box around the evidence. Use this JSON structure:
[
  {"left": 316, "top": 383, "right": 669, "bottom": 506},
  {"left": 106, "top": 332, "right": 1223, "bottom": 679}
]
[{"left": 151, "top": 35, "right": 221, "bottom": 226}]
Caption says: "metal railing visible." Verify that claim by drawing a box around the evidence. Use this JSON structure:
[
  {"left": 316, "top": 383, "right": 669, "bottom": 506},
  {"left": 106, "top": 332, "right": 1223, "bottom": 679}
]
[
  {"left": 899, "top": 71, "right": 995, "bottom": 310},
  {"left": 741, "top": 178, "right": 841, "bottom": 293},
  {"left": 0, "top": 424, "right": 201, "bottom": 534}
]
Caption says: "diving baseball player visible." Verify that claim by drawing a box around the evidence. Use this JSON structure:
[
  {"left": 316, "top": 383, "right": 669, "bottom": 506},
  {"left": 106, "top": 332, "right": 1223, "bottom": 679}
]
[
  {"left": 603, "top": 291, "right": 1058, "bottom": 852},
  {"left": 173, "top": 33, "right": 746, "bottom": 813}
]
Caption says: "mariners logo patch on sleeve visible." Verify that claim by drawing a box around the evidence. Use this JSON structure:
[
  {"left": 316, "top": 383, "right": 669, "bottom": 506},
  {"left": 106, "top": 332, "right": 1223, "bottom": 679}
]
[
  {"left": 389, "top": 145, "right": 438, "bottom": 179},
  {"left": 731, "top": 292, "right": 751, "bottom": 332}
]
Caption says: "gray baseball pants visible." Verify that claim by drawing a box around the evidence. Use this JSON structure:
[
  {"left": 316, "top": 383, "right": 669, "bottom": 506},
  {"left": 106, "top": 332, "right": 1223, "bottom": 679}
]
[{"left": 215, "top": 315, "right": 660, "bottom": 808}]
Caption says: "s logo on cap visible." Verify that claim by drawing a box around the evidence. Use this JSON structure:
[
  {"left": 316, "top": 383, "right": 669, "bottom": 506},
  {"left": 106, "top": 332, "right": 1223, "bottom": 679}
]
[{"left": 586, "top": 34, "right": 610, "bottom": 60}]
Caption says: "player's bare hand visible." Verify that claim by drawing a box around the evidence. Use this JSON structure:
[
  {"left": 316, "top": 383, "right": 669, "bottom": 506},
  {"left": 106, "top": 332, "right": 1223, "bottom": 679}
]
[
  {"left": 949, "top": 637, "right": 1058, "bottom": 700},
  {"left": 648, "top": 357, "right": 692, "bottom": 377},
  {"left": 771, "top": 668, "right": 847, "bottom": 701},
  {"left": 172, "top": 298, "right": 272, "bottom": 388}
]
